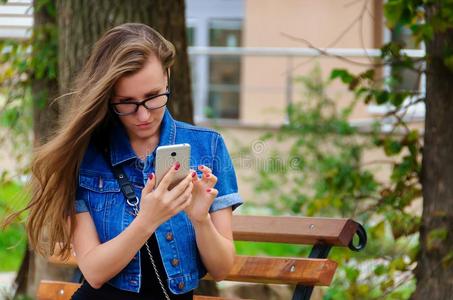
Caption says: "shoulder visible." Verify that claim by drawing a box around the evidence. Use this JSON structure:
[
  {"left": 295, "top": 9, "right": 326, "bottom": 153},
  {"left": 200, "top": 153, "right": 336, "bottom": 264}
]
[
  {"left": 79, "top": 141, "right": 109, "bottom": 174},
  {"left": 175, "top": 120, "right": 219, "bottom": 135},
  {"left": 174, "top": 120, "right": 228, "bottom": 158},
  {"left": 174, "top": 120, "right": 223, "bottom": 143}
]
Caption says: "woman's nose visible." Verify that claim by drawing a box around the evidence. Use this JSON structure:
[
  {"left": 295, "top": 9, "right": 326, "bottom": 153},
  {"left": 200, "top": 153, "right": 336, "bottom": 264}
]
[{"left": 136, "top": 104, "right": 150, "bottom": 121}]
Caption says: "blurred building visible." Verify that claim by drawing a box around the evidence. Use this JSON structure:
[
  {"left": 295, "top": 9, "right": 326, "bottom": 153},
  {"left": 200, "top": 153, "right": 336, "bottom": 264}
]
[
  {"left": 186, "top": 0, "right": 424, "bottom": 124},
  {"left": 185, "top": 0, "right": 424, "bottom": 203},
  {"left": 0, "top": 0, "right": 425, "bottom": 203}
]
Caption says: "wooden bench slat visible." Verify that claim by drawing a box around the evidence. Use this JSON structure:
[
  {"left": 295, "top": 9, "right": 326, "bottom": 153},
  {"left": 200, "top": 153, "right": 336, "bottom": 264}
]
[
  {"left": 50, "top": 215, "right": 359, "bottom": 269},
  {"left": 49, "top": 248, "right": 337, "bottom": 286},
  {"left": 204, "top": 255, "right": 337, "bottom": 286},
  {"left": 232, "top": 215, "right": 358, "bottom": 246},
  {"left": 37, "top": 281, "right": 80, "bottom": 300}
]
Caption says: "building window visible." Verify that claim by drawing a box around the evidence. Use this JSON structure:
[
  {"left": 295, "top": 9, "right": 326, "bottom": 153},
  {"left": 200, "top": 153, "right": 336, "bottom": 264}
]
[
  {"left": 187, "top": 26, "right": 197, "bottom": 97},
  {"left": 187, "top": 26, "right": 195, "bottom": 47},
  {"left": 207, "top": 19, "right": 242, "bottom": 119},
  {"left": 390, "top": 24, "right": 422, "bottom": 93},
  {"left": 368, "top": 20, "right": 425, "bottom": 118}
]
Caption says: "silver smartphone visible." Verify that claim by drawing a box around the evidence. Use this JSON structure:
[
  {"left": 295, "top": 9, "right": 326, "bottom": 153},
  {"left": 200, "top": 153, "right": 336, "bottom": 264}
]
[{"left": 155, "top": 143, "right": 191, "bottom": 189}]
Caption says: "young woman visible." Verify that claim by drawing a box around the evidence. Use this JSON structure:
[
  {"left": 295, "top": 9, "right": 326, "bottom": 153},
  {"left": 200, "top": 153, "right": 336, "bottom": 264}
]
[{"left": 17, "top": 23, "right": 243, "bottom": 299}]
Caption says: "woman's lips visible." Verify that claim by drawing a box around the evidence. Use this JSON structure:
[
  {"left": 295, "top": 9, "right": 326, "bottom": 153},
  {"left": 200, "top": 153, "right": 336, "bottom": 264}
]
[{"left": 136, "top": 122, "right": 152, "bottom": 129}]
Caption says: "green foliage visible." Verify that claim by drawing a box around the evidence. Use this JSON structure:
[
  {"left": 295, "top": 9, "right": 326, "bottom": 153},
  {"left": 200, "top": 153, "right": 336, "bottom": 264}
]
[
  {"left": 0, "top": 0, "right": 57, "bottom": 275},
  {"left": 0, "top": 0, "right": 58, "bottom": 184},
  {"left": 0, "top": 181, "right": 27, "bottom": 272},
  {"left": 322, "top": 1, "right": 453, "bottom": 298},
  {"left": 235, "top": 241, "right": 308, "bottom": 257},
  {"left": 249, "top": 68, "right": 380, "bottom": 219},
  {"left": 239, "top": 67, "right": 419, "bottom": 299},
  {"left": 0, "top": 286, "right": 33, "bottom": 300},
  {"left": 0, "top": 39, "right": 34, "bottom": 164}
]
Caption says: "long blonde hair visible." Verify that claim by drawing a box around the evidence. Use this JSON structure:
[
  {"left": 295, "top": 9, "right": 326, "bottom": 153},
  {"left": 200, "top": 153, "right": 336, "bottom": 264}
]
[{"left": 4, "top": 23, "right": 175, "bottom": 259}]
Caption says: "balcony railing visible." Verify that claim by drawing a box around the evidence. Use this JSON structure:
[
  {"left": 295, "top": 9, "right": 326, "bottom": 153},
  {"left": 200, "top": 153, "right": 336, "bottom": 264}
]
[{"left": 189, "top": 46, "right": 426, "bottom": 128}]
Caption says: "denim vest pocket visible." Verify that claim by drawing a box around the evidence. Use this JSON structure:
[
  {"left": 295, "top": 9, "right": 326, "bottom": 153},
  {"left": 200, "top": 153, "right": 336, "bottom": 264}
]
[
  {"left": 79, "top": 172, "right": 122, "bottom": 242},
  {"left": 79, "top": 173, "right": 121, "bottom": 211}
]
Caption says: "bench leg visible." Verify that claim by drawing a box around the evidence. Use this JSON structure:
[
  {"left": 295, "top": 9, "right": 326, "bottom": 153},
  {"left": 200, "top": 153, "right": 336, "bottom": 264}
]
[
  {"left": 292, "top": 285, "right": 315, "bottom": 300},
  {"left": 291, "top": 244, "right": 332, "bottom": 300}
]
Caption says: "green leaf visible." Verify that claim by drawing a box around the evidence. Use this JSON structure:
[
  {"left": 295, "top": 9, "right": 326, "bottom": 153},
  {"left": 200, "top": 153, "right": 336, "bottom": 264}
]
[
  {"left": 0, "top": 107, "right": 20, "bottom": 127},
  {"left": 374, "top": 264, "right": 387, "bottom": 276},
  {"left": 330, "top": 69, "right": 355, "bottom": 84},
  {"left": 374, "top": 90, "right": 390, "bottom": 105},
  {"left": 359, "top": 69, "right": 375, "bottom": 80},
  {"left": 384, "top": 0, "right": 405, "bottom": 28},
  {"left": 371, "top": 221, "right": 386, "bottom": 240},
  {"left": 389, "top": 257, "right": 407, "bottom": 271},
  {"left": 384, "top": 139, "right": 403, "bottom": 156},
  {"left": 344, "top": 266, "right": 360, "bottom": 282},
  {"left": 380, "top": 278, "right": 395, "bottom": 291},
  {"left": 389, "top": 92, "right": 406, "bottom": 107},
  {"left": 411, "top": 23, "right": 434, "bottom": 44}
]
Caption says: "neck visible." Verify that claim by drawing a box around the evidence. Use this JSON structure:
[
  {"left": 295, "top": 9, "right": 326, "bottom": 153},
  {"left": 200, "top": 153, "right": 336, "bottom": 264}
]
[{"left": 131, "top": 131, "right": 160, "bottom": 161}]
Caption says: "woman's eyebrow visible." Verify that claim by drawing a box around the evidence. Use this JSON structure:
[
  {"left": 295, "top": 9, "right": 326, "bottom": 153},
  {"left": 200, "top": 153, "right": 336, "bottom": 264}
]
[{"left": 114, "top": 87, "right": 162, "bottom": 99}]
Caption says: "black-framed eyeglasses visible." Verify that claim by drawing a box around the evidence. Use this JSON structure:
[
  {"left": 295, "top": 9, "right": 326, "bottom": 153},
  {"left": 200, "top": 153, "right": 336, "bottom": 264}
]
[{"left": 110, "top": 91, "right": 170, "bottom": 116}]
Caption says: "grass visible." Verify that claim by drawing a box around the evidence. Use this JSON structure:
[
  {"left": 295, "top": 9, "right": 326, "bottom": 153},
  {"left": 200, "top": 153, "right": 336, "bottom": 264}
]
[
  {"left": 0, "top": 181, "right": 27, "bottom": 272},
  {"left": 234, "top": 240, "right": 310, "bottom": 257}
]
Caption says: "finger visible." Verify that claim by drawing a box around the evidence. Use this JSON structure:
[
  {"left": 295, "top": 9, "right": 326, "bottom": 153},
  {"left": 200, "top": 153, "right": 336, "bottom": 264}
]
[
  {"left": 168, "top": 174, "right": 193, "bottom": 199},
  {"left": 198, "top": 165, "right": 212, "bottom": 174},
  {"left": 180, "top": 194, "right": 192, "bottom": 210},
  {"left": 202, "top": 172, "right": 217, "bottom": 185},
  {"left": 157, "top": 162, "right": 180, "bottom": 192},
  {"left": 142, "top": 173, "right": 156, "bottom": 195},
  {"left": 190, "top": 169, "right": 199, "bottom": 183},
  {"left": 173, "top": 182, "right": 193, "bottom": 207}
]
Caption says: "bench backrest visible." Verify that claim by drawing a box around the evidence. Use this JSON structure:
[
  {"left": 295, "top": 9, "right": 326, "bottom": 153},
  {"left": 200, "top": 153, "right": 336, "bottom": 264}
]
[{"left": 42, "top": 215, "right": 367, "bottom": 300}]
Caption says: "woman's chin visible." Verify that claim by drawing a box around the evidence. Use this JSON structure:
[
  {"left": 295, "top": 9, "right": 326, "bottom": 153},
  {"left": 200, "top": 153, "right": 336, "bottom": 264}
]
[{"left": 134, "top": 126, "right": 158, "bottom": 139}]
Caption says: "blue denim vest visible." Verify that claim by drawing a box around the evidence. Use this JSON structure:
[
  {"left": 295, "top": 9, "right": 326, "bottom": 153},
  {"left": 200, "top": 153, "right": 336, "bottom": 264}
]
[{"left": 74, "top": 107, "right": 243, "bottom": 294}]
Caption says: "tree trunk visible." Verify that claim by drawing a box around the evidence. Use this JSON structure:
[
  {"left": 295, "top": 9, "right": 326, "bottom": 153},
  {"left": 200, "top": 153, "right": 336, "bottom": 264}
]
[
  {"left": 145, "top": 1, "right": 193, "bottom": 124},
  {"left": 15, "top": 1, "right": 75, "bottom": 297},
  {"left": 413, "top": 3, "right": 453, "bottom": 299},
  {"left": 57, "top": 0, "right": 193, "bottom": 123}
]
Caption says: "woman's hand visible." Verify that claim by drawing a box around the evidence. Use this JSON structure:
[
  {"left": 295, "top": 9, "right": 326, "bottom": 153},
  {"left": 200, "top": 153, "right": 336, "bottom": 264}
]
[
  {"left": 137, "top": 162, "right": 193, "bottom": 232},
  {"left": 185, "top": 165, "right": 218, "bottom": 224}
]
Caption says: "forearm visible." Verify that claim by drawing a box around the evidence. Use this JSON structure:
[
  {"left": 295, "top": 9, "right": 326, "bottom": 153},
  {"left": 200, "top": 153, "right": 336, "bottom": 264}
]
[
  {"left": 78, "top": 215, "right": 156, "bottom": 288},
  {"left": 192, "top": 215, "right": 235, "bottom": 281}
]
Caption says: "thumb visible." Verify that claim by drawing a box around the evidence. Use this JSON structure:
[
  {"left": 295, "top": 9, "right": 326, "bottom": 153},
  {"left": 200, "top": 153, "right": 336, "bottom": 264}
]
[
  {"left": 143, "top": 172, "right": 156, "bottom": 195},
  {"left": 206, "top": 188, "right": 218, "bottom": 199}
]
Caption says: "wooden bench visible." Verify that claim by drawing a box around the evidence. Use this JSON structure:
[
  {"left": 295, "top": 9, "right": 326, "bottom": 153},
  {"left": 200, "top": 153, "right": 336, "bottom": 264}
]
[{"left": 37, "top": 215, "right": 367, "bottom": 300}]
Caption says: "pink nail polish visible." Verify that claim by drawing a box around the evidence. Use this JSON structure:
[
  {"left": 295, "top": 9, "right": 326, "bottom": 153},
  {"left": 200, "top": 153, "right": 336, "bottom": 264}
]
[
  {"left": 206, "top": 188, "right": 211, "bottom": 193},
  {"left": 192, "top": 171, "right": 196, "bottom": 177},
  {"left": 148, "top": 173, "right": 154, "bottom": 180},
  {"left": 206, "top": 174, "right": 210, "bottom": 178},
  {"left": 200, "top": 165, "right": 204, "bottom": 169},
  {"left": 174, "top": 162, "right": 180, "bottom": 170}
]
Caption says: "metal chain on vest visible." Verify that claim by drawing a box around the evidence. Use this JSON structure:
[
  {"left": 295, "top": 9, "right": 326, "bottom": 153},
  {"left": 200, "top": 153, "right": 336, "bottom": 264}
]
[{"left": 131, "top": 204, "right": 171, "bottom": 300}]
